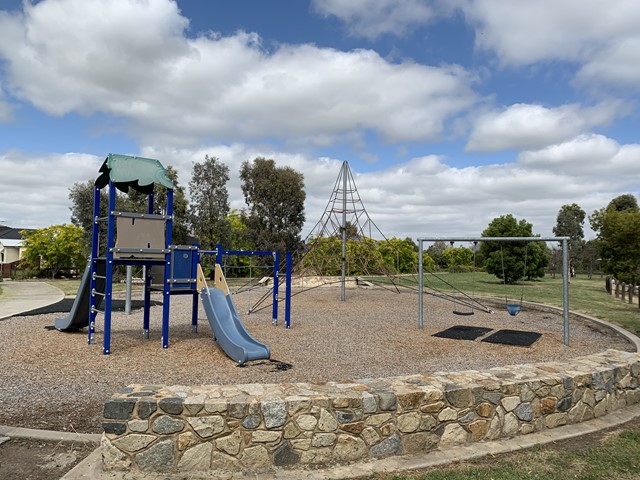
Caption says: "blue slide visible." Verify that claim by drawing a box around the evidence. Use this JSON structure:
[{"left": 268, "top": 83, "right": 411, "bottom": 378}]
[
  {"left": 55, "top": 262, "right": 105, "bottom": 331},
  {"left": 200, "top": 287, "right": 270, "bottom": 365}
]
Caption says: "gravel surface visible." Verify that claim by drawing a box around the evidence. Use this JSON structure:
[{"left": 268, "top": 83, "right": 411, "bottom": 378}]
[{"left": 0, "top": 286, "right": 633, "bottom": 433}]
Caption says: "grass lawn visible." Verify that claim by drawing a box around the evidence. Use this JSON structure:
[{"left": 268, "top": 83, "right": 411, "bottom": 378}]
[{"left": 385, "top": 420, "right": 640, "bottom": 480}]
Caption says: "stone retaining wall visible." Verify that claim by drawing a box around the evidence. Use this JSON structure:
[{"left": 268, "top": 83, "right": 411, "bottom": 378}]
[{"left": 102, "top": 349, "right": 640, "bottom": 475}]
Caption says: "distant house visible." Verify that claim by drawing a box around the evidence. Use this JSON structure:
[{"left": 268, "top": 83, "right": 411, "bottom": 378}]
[{"left": 0, "top": 226, "right": 28, "bottom": 278}]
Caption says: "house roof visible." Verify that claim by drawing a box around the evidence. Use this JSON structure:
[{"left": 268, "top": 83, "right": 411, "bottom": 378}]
[
  {"left": 0, "top": 226, "right": 27, "bottom": 240},
  {"left": 95, "top": 153, "right": 174, "bottom": 194},
  {"left": 0, "top": 239, "right": 23, "bottom": 248}
]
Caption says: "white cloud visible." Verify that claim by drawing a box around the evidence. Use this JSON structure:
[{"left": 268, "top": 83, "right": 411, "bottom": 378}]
[
  {"left": 0, "top": 0, "right": 476, "bottom": 147},
  {"left": 311, "top": 0, "right": 435, "bottom": 39},
  {"left": 457, "top": 0, "right": 640, "bottom": 67},
  {"left": 0, "top": 151, "right": 101, "bottom": 228},
  {"left": 5, "top": 141, "right": 636, "bottom": 241},
  {"left": 517, "top": 134, "right": 640, "bottom": 185},
  {"left": 576, "top": 36, "right": 640, "bottom": 89},
  {"left": 466, "top": 102, "right": 619, "bottom": 152}
]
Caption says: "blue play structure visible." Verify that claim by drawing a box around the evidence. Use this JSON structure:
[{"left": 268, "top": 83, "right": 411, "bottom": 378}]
[{"left": 56, "top": 153, "right": 291, "bottom": 364}]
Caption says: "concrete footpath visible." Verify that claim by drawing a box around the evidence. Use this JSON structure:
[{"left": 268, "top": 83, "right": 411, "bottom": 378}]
[
  {"left": 60, "top": 403, "right": 640, "bottom": 480},
  {"left": 0, "top": 280, "right": 65, "bottom": 320}
]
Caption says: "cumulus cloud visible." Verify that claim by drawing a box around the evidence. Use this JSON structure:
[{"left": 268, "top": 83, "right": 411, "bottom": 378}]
[
  {"left": 311, "top": 0, "right": 436, "bottom": 39},
  {"left": 457, "top": 0, "right": 640, "bottom": 67},
  {"left": 518, "top": 134, "right": 640, "bottom": 184},
  {"left": 0, "top": 0, "right": 476, "bottom": 148},
  {"left": 0, "top": 151, "right": 101, "bottom": 228},
  {"left": 576, "top": 36, "right": 640, "bottom": 89},
  {"left": 466, "top": 102, "right": 619, "bottom": 152},
  {"left": 6, "top": 141, "right": 637, "bottom": 241}
]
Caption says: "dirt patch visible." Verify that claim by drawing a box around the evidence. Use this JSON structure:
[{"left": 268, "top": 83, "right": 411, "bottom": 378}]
[{"left": 0, "top": 438, "right": 96, "bottom": 480}]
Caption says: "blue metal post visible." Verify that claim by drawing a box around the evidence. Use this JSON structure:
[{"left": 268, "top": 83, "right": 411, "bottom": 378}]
[
  {"left": 191, "top": 248, "right": 199, "bottom": 332},
  {"left": 103, "top": 181, "right": 117, "bottom": 354},
  {"left": 215, "top": 244, "right": 223, "bottom": 266},
  {"left": 88, "top": 185, "right": 101, "bottom": 345},
  {"left": 161, "top": 188, "right": 174, "bottom": 349},
  {"left": 143, "top": 189, "right": 155, "bottom": 339},
  {"left": 272, "top": 251, "right": 280, "bottom": 326},
  {"left": 285, "top": 251, "right": 292, "bottom": 329}
]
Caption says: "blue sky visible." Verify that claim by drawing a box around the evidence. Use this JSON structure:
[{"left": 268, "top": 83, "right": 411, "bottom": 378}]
[{"left": 0, "top": 0, "right": 638, "bottom": 240}]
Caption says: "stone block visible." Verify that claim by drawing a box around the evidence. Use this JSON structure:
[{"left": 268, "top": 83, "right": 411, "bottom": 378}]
[
  {"left": 336, "top": 410, "right": 355, "bottom": 424},
  {"left": 397, "top": 391, "right": 425, "bottom": 410},
  {"left": 211, "top": 451, "right": 239, "bottom": 472},
  {"left": 203, "top": 399, "right": 227, "bottom": 414},
  {"left": 341, "top": 421, "right": 365, "bottom": 434},
  {"left": 215, "top": 431, "right": 243, "bottom": 456},
  {"left": 291, "top": 438, "right": 311, "bottom": 450},
  {"left": 188, "top": 416, "right": 225, "bottom": 438},
  {"left": 158, "top": 397, "right": 184, "bottom": 415},
  {"left": 500, "top": 396, "right": 520, "bottom": 412},
  {"left": 475, "top": 402, "right": 494, "bottom": 418},
  {"left": 545, "top": 412, "right": 567, "bottom": 428},
  {"left": 112, "top": 434, "right": 156, "bottom": 453},
  {"left": 103, "top": 398, "right": 136, "bottom": 420},
  {"left": 445, "top": 385, "right": 474, "bottom": 408},
  {"left": 274, "top": 442, "right": 300, "bottom": 467},
  {"left": 318, "top": 408, "right": 338, "bottom": 432},
  {"left": 135, "top": 439, "right": 175, "bottom": 472},
  {"left": 468, "top": 419, "right": 489, "bottom": 441},
  {"left": 262, "top": 397, "right": 287, "bottom": 429},
  {"left": 136, "top": 399, "right": 157, "bottom": 420},
  {"left": 515, "top": 402, "right": 533, "bottom": 422},
  {"left": 240, "top": 445, "right": 271, "bottom": 472},
  {"left": 439, "top": 424, "right": 467, "bottom": 446},
  {"left": 300, "top": 447, "right": 332, "bottom": 465},
  {"left": 419, "top": 414, "right": 437, "bottom": 432},
  {"left": 421, "top": 401, "right": 444, "bottom": 414},
  {"left": 296, "top": 414, "right": 318, "bottom": 431},
  {"left": 127, "top": 419, "right": 148, "bottom": 433},
  {"left": 286, "top": 396, "right": 312, "bottom": 415},
  {"left": 152, "top": 415, "right": 185, "bottom": 435},
  {"left": 402, "top": 432, "right": 439, "bottom": 455},
  {"left": 502, "top": 412, "right": 519, "bottom": 436},
  {"left": 362, "top": 392, "right": 377, "bottom": 413},
  {"left": 369, "top": 433, "right": 403, "bottom": 458},
  {"left": 102, "top": 422, "right": 126, "bottom": 436},
  {"left": 242, "top": 414, "right": 261, "bottom": 430},
  {"left": 283, "top": 421, "right": 301, "bottom": 439},
  {"left": 101, "top": 437, "right": 131, "bottom": 471},
  {"left": 178, "top": 431, "right": 199, "bottom": 451},
  {"left": 397, "top": 412, "right": 420, "bottom": 433},
  {"left": 312, "top": 433, "right": 336, "bottom": 447},
  {"left": 252, "top": 430, "right": 282, "bottom": 443},
  {"left": 332, "top": 435, "right": 368, "bottom": 463},
  {"left": 377, "top": 392, "right": 397, "bottom": 411},
  {"left": 438, "top": 407, "right": 457, "bottom": 422},
  {"left": 177, "top": 442, "right": 212, "bottom": 471},
  {"left": 540, "top": 396, "right": 557, "bottom": 414},
  {"left": 361, "top": 426, "right": 381, "bottom": 446}
]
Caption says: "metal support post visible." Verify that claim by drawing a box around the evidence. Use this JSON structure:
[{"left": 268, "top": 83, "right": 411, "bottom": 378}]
[
  {"left": 285, "top": 251, "right": 292, "bottom": 328},
  {"left": 562, "top": 238, "right": 570, "bottom": 346},
  {"left": 418, "top": 239, "right": 424, "bottom": 329},
  {"left": 272, "top": 251, "right": 280, "bottom": 326}
]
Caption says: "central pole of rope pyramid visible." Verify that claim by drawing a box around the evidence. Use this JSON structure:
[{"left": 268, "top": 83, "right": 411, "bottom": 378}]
[{"left": 341, "top": 161, "right": 348, "bottom": 302}]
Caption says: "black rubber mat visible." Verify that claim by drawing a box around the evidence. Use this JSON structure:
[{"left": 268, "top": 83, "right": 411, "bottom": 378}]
[
  {"left": 432, "top": 325, "right": 493, "bottom": 341},
  {"left": 481, "top": 329, "right": 542, "bottom": 347}
]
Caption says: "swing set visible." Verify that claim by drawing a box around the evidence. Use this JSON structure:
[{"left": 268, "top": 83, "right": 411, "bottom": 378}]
[{"left": 417, "top": 236, "right": 572, "bottom": 346}]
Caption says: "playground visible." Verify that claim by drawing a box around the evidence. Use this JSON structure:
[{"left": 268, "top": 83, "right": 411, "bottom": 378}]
[
  {"left": 0, "top": 283, "right": 633, "bottom": 435},
  {"left": 1, "top": 154, "right": 639, "bottom": 476}
]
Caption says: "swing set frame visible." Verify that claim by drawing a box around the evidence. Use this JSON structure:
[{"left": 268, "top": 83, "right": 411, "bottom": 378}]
[{"left": 417, "top": 236, "right": 571, "bottom": 346}]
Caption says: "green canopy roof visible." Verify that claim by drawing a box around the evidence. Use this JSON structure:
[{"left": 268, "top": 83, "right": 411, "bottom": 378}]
[{"left": 95, "top": 153, "right": 174, "bottom": 194}]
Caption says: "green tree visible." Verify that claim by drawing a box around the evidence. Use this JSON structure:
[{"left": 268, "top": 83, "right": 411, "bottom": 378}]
[
  {"left": 480, "top": 214, "right": 549, "bottom": 284},
  {"left": 553, "top": 203, "right": 585, "bottom": 276},
  {"left": 589, "top": 194, "right": 640, "bottom": 284},
  {"left": 188, "top": 155, "right": 231, "bottom": 249},
  {"left": 240, "top": 158, "right": 306, "bottom": 253},
  {"left": 426, "top": 241, "right": 448, "bottom": 269},
  {"left": 442, "top": 246, "right": 474, "bottom": 272},
  {"left": 20, "top": 224, "right": 86, "bottom": 279},
  {"left": 378, "top": 237, "right": 418, "bottom": 274},
  {"left": 68, "top": 180, "right": 109, "bottom": 254}
]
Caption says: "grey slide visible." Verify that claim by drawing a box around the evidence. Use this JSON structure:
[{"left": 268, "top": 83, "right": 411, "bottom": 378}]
[
  {"left": 55, "top": 262, "right": 105, "bottom": 331},
  {"left": 201, "top": 287, "right": 270, "bottom": 364}
]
